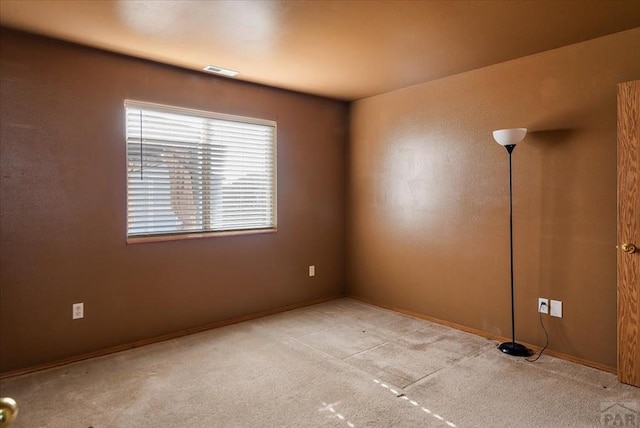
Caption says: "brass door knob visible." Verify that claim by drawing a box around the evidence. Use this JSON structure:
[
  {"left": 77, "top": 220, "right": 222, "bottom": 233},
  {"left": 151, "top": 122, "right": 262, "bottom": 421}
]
[
  {"left": 621, "top": 243, "right": 637, "bottom": 254},
  {"left": 0, "top": 397, "right": 18, "bottom": 427}
]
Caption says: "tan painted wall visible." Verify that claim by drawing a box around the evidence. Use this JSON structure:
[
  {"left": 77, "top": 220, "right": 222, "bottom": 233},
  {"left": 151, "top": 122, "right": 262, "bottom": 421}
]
[
  {"left": 348, "top": 29, "right": 640, "bottom": 369},
  {"left": 0, "top": 30, "right": 348, "bottom": 373}
]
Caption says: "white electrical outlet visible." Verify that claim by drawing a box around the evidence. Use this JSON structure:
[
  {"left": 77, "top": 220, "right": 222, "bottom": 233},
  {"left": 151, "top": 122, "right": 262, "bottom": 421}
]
[
  {"left": 550, "top": 300, "right": 562, "bottom": 318},
  {"left": 538, "top": 298, "right": 549, "bottom": 314},
  {"left": 72, "top": 302, "right": 84, "bottom": 320},
  {"left": 309, "top": 265, "right": 315, "bottom": 277}
]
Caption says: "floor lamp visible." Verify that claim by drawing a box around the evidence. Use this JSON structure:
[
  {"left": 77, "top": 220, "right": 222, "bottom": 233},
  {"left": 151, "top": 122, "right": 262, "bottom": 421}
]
[{"left": 493, "top": 128, "right": 532, "bottom": 357}]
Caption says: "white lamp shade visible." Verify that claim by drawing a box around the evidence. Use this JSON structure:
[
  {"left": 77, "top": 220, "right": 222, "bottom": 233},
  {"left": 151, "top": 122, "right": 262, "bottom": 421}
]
[{"left": 493, "top": 128, "right": 527, "bottom": 146}]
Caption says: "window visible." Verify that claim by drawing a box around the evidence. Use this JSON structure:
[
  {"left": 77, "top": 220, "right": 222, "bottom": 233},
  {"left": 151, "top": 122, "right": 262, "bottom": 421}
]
[{"left": 125, "top": 101, "right": 276, "bottom": 242}]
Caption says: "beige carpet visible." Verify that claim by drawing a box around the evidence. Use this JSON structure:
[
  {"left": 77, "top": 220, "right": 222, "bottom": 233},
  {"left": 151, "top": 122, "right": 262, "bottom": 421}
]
[{"left": 1, "top": 298, "right": 638, "bottom": 427}]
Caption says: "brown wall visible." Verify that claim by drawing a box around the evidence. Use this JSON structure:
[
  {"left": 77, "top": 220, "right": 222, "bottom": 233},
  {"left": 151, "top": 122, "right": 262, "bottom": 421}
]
[
  {"left": 347, "top": 29, "right": 640, "bottom": 369},
  {"left": 0, "top": 30, "right": 348, "bottom": 373}
]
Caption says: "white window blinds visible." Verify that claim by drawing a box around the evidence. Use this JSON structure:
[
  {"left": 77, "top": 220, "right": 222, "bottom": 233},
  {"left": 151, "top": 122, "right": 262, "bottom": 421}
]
[{"left": 125, "top": 101, "right": 276, "bottom": 239}]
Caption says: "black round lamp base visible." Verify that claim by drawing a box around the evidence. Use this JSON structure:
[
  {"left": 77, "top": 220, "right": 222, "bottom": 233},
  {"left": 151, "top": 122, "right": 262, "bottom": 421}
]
[{"left": 498, "top": 342, "right": 532, "bottom": 357}]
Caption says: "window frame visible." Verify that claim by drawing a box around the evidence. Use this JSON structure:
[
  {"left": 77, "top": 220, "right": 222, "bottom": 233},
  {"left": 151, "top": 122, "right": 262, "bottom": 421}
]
[{"left": 124, "top": 100, "right": 277, "bottom": 244}]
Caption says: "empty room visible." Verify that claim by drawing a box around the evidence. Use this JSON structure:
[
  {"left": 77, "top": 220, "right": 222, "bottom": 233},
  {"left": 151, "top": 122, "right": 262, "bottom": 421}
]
[{"left": 1, "top": 1, "right": 639, "bottom": 427}]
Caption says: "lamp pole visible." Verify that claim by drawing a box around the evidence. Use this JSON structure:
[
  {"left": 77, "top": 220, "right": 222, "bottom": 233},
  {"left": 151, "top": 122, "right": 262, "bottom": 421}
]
[{"left": 507, "top": 144, "right": 517, "bottom": 347}]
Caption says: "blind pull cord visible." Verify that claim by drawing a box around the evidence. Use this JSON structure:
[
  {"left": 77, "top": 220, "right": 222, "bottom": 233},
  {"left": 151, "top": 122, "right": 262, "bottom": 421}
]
[{"left": 139, "top": 110, "right": 144, "bottom": 180}]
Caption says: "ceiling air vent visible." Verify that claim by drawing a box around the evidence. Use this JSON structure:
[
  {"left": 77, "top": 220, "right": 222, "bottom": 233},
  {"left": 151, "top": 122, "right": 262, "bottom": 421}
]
[{"left": 203, "top": 65, "right": 239, "bottom": 77}]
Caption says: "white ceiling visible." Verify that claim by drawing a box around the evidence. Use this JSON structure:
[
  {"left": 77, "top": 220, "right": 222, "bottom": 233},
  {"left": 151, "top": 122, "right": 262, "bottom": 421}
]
[{"left": 1, "top": 0, "right": 639, "bottom": 101}]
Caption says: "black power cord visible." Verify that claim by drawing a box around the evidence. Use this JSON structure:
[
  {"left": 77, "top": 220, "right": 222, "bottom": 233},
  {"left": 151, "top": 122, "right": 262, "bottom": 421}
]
[{"left": 527, "top": 302, "right": 549, "bottom": 362}]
